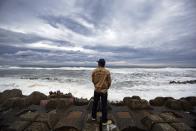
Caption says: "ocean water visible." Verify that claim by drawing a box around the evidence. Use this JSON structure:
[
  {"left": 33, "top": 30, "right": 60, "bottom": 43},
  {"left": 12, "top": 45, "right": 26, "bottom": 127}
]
[{"left": 0, "top": 66, "right": 196, "bottom": 101}]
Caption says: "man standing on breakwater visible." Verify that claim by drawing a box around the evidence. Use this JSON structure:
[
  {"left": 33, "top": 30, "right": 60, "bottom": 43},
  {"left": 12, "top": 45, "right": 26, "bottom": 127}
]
[{"left": 91, "top": 58, "right": 111, "bottom": 125}]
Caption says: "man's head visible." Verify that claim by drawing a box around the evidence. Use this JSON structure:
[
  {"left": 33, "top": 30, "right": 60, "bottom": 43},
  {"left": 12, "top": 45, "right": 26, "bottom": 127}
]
[{"left": 97, "top": 58, "right": 105, "bottom": 67}]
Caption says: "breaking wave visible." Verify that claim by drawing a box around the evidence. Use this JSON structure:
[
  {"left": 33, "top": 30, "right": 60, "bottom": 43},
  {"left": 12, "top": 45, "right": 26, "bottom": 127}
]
[{"left": 0, "top": 67, "right": 196, "bottom": 101}]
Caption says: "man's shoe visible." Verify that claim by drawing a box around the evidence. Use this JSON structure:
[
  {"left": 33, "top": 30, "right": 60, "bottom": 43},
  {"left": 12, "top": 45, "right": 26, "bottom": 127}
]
[
  {"left": 102, "top": 122, "right": 108, "bottom": 126},
  {"left": 91, "top": 117, "right": 96, "bottom": 121},
  {"left": 102, "top": 120, "right": 112, "bottom": 126}
]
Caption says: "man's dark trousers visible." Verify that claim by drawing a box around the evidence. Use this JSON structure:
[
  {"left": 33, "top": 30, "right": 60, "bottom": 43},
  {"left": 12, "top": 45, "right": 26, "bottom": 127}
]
[{"left": 92, "top": 91, "right": 107, "bottom": 123}]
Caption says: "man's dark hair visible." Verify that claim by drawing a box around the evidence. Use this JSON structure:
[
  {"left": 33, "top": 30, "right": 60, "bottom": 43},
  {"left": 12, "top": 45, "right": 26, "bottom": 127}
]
[{"left": 97, "top": 59, "right": 105, "bottom": 67}]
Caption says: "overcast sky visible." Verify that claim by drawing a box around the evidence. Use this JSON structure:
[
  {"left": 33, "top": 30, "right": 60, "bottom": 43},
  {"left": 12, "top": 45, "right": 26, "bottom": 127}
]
[{"left": 0, "top": 0, "right": 196, "bottom": 67}]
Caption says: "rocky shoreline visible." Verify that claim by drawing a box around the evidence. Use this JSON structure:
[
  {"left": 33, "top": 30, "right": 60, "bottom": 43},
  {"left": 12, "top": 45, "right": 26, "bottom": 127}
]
[
  {"left": 169, "top": 80, "right": 196, "bottom": 84},
  {"left": 0, "top": 89, "right": 195, "bottom": 131}
]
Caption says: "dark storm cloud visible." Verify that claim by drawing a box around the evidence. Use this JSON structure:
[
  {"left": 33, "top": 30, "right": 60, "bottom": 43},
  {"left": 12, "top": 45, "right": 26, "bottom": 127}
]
[
  {"left": 40, "top": 15, "right": 94, "bottom": 36},
  {"left": 0, "top": 28, "right": 73, "bottom": 47},
  {"left": 0, "top": 28, "right": 45, "bottom": 44},
  {"left": 0, "top": 0, "right": 196, "bottom": 66}
]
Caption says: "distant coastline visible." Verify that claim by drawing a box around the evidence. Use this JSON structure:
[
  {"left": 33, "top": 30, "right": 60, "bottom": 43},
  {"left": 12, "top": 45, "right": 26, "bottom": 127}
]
[{"left": 1, "top": 64, "right": 196, "bottom": 69}]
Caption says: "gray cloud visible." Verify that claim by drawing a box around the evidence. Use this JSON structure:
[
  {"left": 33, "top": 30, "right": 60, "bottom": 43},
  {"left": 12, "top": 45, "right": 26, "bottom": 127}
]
[
  {"left": 40, "top": 15, "right": 94, "bottom": 36},
  {"left": 0, "top": 0, "right": 196, "bottom": 67}
]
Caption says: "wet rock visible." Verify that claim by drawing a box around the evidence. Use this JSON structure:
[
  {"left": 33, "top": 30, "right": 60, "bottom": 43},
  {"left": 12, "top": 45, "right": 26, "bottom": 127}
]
[
  {"left": 164, "top": 97, "right": 174, "bottom": 100},
  {"left": 29, "top": 77, "right": 38, "bottom": 80},
  {"left": 27, "top": 104, "right": 47, "bottom": 113},
  {"left": 0, "top": 92, "right": 2, "bottom": 103},
  {"left": 131, "top": 96, "right": 141, "bottom": 100},
  {"left": 150, "top": 97, "right": 174, "bottom": 106},
  {"left": 64, "top": 93, "right": 73, "bottom": 98},
  {"left": 123, "top": 97, "right": 132, "bottom": 104},
  {"left": 180, "top": 99, "right": 193, "bottom": 110},
  {"left": 57, "top": 98, "right": 73, "bottom": 111},
  {"left": 150, "top": 97, "right": 165, "bottom": 106},
  {"left": 49, "top": 91, "right": 64, "bottom": 98},
  {"left": 2, "top": 97, "right": 27, "bottom": 109},
  {"left": 139, "top": 110, "right": 152, "bottom": 119},
  {"left": 165, "top": 99, "right": 183, "bottom": 110},
  {"left": 54, "top": 111, "right": 83, "bottom": 131},
  {"left": 159, "top": 112, "right": 178, "bottom": 123},
  {"left": 8, "top": 120, "right": 31, "bottom": 131},
  {"left": 2, "top": 97, "right": 14, "bottom": 109},
  {"left": 25, "top": 122, "right": 49, "bottom": 131},
  {"left": 170, "top": 80, "right": 184, "bottom": 84},
  {"left": 123, "top": 97, "right": 150, "bottom": 109},
  {"left": 140, "top": 99, "right": 150, "bottom": 109},
  {"left": 152, "top": 123, "right": 176, "bottom": 131},
  {"left": 74, "top": 98, "right": 89, "bottom": 106},
  {"left": 20, "top": 112, "right": 39, "bottom": 122},
  {"left": 48, "top": 110, "right": 60, "bottom": 129},
  {"left": 46, "top": 99, "right": 58, "bottom": 109},
  {"left": 170, "top": 123, "right": 193, "bottom": 131},
  {"left": 142, "top": 114, "right": 164, "bottom": 129},
  {"left": 0, "top": 89, "right": 22, "bottom": 104},
  {"left": 49, "top": 91, "right": 73, "bottom": 98},
  {"left": 40, "top": 100, "right": 49, "bottom": 107},
  {"left": 46, "top": 98, "right": 73, "bottom": 110},
  {"left": 35, "top": 113, "right": 49, "bottom": 123},
  {"left": 184, "top": 96, "right": 196, "bottom": 106},
  {"left": 114, "top": 111, "right": 136, "bottom": 130},
  {"left": 110, "top": 101, "right": 124, "bottom": 106},
  {"left": 169, "top": 80, "right": 196, "bottom": 84},
  {"left": 190, "top": 107, "right": 196, "bottom": 116},
  {"left": 26, "top": 91, "right": 47, "bottom": 105},
  {"left": 127, "top": 99, "right": 142, "bottom": 109},
  {"left": 14, "top": 97, "right": 28, "bottom": 108}
]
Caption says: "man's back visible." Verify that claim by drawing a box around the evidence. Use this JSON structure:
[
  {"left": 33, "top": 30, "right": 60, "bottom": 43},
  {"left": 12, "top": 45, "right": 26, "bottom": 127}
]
[{"left": 92, "top": 67, "right": 111, "bottom": 93}]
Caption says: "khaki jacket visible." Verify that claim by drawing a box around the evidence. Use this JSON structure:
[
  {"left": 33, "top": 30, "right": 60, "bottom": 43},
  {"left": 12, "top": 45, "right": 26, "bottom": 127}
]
[{"left": 92, "top": 67, "right": 111, "bottom": 93}]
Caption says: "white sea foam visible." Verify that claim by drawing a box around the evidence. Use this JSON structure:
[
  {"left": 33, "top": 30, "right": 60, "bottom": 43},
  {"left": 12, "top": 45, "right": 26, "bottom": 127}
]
[{"left": 0, "top": 67, "right": 196, "bottom": 101}]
